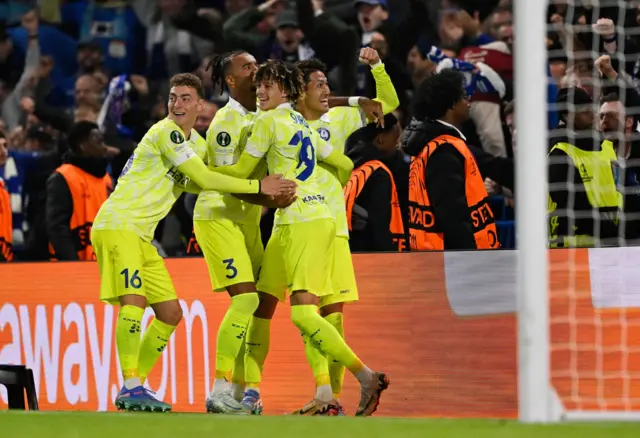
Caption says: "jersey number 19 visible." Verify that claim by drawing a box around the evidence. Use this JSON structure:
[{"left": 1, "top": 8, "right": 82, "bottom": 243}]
[{"left": 289, "top": 131, "right": 316, "bottom": 182}]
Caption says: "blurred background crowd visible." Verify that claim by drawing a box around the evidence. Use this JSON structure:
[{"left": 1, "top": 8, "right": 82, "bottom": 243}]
[{"left": 0, "top": 0, "right": 638, "bottom": 261}]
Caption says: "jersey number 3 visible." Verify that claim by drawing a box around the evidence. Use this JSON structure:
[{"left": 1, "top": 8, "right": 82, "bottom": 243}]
[{"left": 289, "top": 131, "right": 315, "bottom": 182}]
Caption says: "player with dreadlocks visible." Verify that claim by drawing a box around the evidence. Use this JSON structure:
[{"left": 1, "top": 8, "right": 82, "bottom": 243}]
[
  {"left": 194, "top": 51, "right": 296, "bottom": 415},
  {"left": 215, "top": 60, "right": 390, "bottom": 416}
]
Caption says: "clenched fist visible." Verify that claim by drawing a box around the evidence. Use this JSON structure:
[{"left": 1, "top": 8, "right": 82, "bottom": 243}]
[
  {"left": 359, "top": 47, "right": 381, "bottom": 66},
  {"left": 595, "top": 54, "right": 617, "bottom": 79},
  {"left": 592, "top": 18, "right": 615, "bottom": 40}
]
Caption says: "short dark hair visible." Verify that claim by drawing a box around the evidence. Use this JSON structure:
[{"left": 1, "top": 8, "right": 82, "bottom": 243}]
[
  {"left": 169, "top": 73, "right": 205, "bottom": 99},
  {"left": 254, "top": 60, "right": 305, "bottom": 103},
  {"left": 351, "top": 113, "right": 399, "bottom": 143},
  {"left": 295, "top": 59, "right": 327, "bottom": 85},
  {"left": 412, "top": 70, "right": 466, "bottom": 121},
  {"left": 504, "top": 99, "right": 515, "bottom": 117},
  {"left": 68, "top": 121, "right": 99, "bottom": 154},
  {"left": 600, "top": 92, "right": 621, "bottom": 104},
  {"left": 206, "top": 50, "right": 248, "bottom": 95}
]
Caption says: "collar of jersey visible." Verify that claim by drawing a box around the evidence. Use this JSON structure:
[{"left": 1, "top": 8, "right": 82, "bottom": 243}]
[
  {"left": 227, "top": 97, "right": 254, "bottom": 117},
  {"left": 319, "top": 112, "right": 331, "bottom": 123},
  {"left": 277, "top": 102, "right": 293, "bottom": 111}
]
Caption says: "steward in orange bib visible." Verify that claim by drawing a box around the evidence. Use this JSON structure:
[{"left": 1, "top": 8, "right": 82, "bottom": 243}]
[
  {"left": 402, "top": 70, "right": 509, "bottom": 251},
  {"left": 0, "top": 132, "right": 12, "bottom": 262},
  {"left": 46, "top": 122, "right": 112, "bottom": 260},
  {"left": 344, "top": 113, "right": 410, "bottom": 252}
]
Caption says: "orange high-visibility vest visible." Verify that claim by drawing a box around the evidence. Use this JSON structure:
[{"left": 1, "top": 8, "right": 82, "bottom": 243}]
[
  {"left": 343, "top": 160, "right": 407, "bottom": 252},
  {"left": 408, "top": 135, "right": 499, "bottom": 251},
  {"left": 49, "top": 164, "right": 111, "bottom": 261},
  {"left": 0, "top": 178, "right": 13, "bottom": 262}
]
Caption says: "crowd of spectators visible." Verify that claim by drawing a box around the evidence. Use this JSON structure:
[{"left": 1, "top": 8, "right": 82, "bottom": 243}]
[{"left": 1, "top": 0, "right": 639, "bottom": 261}]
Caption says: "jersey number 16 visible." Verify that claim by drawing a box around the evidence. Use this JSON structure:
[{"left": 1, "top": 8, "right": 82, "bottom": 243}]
[{"left": 289, "top": 131, "right": 315, "bottom": 182}]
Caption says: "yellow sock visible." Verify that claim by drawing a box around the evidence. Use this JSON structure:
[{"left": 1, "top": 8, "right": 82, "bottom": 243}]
[
  {"left": 303, "top": 332, "right": 331, "bottom": 389},
  {"left": 324, "top": 312, "right": 346, "bottom": 399},
  {"left": 214, "top": 293, "right": 259, "bottom": 383},
  {"left": 116, "top": 305, "right": 144, "bottom": 385},
  {"left": 291, "top": 305, "right": 363, "bottom": 375},
  {"left": 231, "top": 339, "right": 246, "bottom": 400},
  {"left": 244, "top": 316, "right": 271, "bottom": 389},
  {"left": 139, "top": 318, "right": 176, "bottom": 383}
]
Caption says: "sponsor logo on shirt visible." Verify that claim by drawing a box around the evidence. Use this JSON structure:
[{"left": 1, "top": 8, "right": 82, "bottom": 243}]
[
  {"left": 301, "top": 194, "right": 326, "bottom": 204},
  {"left": 166, "top": 166, "right": 190, "bottom": 188}
]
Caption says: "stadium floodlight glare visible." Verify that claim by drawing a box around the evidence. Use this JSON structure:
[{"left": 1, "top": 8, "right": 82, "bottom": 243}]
[{"left": 515, "top": 0, "right": 551, "bottom": 424}]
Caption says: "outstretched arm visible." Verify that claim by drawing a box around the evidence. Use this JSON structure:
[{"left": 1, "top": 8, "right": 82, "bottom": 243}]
[
  {"left": 178, "top": 156, "right": 261, "bottom": 194},
  {"left": 215, "top": 114, "right": 274, "bottom": 179},
  {"left": 211, "top": 151, "right": 262, "bottom": 179}
]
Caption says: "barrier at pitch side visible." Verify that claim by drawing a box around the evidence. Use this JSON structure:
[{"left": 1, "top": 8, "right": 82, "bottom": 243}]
[{"left": 1, "top": 250, "right": 639, "bottom": 417}]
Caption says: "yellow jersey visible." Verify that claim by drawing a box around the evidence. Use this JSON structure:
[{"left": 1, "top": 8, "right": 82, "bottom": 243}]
[
  {"left": 309, "top": 107, "right": 367, "bottom": 238},
  {"left": 93, "top": 118, "right": 208, "bottom": 241},
  {"left": 193, "top": 98, "right": 266, "bottom": 225},
  {"left": 245, "top": 103, "right": 333, "bottom": 225}
]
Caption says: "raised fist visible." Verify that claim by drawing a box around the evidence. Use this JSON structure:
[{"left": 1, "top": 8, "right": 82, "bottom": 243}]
[
  {"left": 592, "top": 18, "right": 615, "bottom": 40},
  {"left": 595, "top": 54, "right": 617, "bottom": 79},
  {"left": 359, "top": 47, "right": 381, "bottom": 65}
]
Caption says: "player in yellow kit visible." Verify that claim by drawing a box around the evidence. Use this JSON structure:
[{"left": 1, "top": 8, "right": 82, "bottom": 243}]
[
  {"left": 289, "top": 48, "right": 399, "bottom": 414},
  {"left": 193, "top": 51, "right": 295, "bottom": 414},
  {"left": 214, "top": 61, "right": 389, "bottom": 417},
  {"left": 90, "top": 73, "right": 296, "bottom": 412}
]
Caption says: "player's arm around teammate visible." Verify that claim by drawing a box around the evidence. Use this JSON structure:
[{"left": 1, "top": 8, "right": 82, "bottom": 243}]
[
  {"left": 90, "top": 73, "right": 294, "bottom": 414},
  {"left": 241, "top": 61, "right": 388, "bottom": 417},
  {"left": 286, "top": 48, "right": 399, "bottom": 415},
  {"left": 192, "top": 51, "right": 294, "bottom": 415}
]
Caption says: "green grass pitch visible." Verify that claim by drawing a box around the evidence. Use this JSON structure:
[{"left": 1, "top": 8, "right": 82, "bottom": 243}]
[{"left": 2, "top": 411, "right": 640, "bottom": 438}]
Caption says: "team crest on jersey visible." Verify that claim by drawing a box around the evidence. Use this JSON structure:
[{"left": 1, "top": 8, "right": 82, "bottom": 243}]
[
  {"left": 217, "top": 132, "right": 231, "bottom": 146},
  {"left": 170, "top": 130, "right": 184, "bottom": 144},
  {"left": 318, "top": 127, "right": 330, "bottom": 141}
]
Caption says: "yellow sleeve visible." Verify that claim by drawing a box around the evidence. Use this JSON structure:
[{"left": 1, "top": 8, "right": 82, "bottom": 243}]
[
  {"left": 213, "top": 113, "right": 272, "bottom": 178},
  {"left": 177, "top": 155, "right": 260, "bottom": 194},
  {"left": 316, "top": 135, "right": 353, "bottom": 187},
  {"left": 370, "top": 62, "right": 400, "bottom": 117},
  {"left": 183, "top": 180, "right": 202, "bottom": 194},
  {"left": 212, "top": 152, "right": 262, "bottom": 179}
]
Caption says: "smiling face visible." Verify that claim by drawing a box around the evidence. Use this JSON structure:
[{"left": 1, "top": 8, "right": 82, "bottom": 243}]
[
  {"left": 226, "top": 52, "right": 259, "bottom": 95},
  {"left": 257, "top": 80, "right": 287, "bottom": 111},
  {"left": 303, "top": 70, "right": 330, "bottom": 114},
  {"left": 168, "top": 85, "right": 204, "bottom": 130}
]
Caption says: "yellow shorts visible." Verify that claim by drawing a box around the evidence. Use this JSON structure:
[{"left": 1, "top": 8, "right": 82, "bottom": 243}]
[
  {"left": 319, "top": 236, "right": 359, "bottom": 307},
  {"left": 194, "top": 219, "right": 263, "bottom": 291},
  {"left": 91, "top": 229, "right": 177, "bottom": 306},
  {"left": 257, "top": 218, "right": 335, "bottom": 302}
]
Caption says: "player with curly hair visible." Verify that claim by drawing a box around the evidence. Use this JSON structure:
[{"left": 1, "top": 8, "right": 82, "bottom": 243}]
[
  {"left": 194, "top": 50, "right": 293, "bottom": 415},
  {"left": 214, "top": 60, "right": 390, "bottom": 416}
]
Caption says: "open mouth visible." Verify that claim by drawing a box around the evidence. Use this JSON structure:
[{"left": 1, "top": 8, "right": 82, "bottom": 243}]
[{"left": 319, "top": 97, "right": 329, "bottom": 106}]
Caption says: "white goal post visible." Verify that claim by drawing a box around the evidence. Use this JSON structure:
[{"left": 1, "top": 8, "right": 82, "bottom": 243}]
[{"left": 514, "top": 0, "right": 551, "bottom": 423}]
